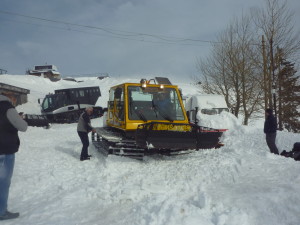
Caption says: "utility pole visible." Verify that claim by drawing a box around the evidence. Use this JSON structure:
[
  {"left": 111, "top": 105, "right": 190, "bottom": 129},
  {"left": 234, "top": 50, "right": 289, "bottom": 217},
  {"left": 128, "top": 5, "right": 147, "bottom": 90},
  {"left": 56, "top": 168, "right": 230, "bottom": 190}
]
[
  {"left": 277, "top": 47, "right": 283, "bottom": 130},
  {"left": 270, "top": 38, "right": 277, "bottom": 118},
  {"left": 267, "top": 41, "right": 273, "bottom": 110},
  {"left": 262, "top": 35, "right": 268, "bottom": 112}
]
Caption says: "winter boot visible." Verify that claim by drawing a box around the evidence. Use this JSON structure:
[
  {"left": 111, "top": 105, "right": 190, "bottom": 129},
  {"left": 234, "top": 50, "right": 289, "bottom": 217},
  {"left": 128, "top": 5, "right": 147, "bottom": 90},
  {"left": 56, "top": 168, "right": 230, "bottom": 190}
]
[
  {"left": 80, "top": 156, "right": 90, "bottom": 161},
  {"left": 0, "top": 211, "right": 20, "bottom": 220}
]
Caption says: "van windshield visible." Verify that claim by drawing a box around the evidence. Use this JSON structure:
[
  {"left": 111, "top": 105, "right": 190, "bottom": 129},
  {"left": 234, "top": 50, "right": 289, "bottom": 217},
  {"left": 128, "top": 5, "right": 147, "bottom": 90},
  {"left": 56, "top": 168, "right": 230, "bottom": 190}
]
[{"left": 201, "top": 108, "right": 229, "bottom": 115}]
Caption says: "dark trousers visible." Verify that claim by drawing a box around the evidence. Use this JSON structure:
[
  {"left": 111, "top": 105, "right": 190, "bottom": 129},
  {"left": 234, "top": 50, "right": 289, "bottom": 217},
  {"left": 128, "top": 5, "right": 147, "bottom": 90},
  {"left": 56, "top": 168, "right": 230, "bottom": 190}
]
[
  {"left": 266, "top": 133, "right": 279, "bottom": 155},
  {"left": 78, "top": 131, "right": 89, "bottom": 158}
]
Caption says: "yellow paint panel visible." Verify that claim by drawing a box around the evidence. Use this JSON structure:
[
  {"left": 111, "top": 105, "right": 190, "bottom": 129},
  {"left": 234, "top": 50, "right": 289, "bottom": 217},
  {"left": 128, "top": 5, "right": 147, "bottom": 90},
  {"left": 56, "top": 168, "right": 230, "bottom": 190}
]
[{"left": 151, "top": 123, "right": 192, "bottom": 132}]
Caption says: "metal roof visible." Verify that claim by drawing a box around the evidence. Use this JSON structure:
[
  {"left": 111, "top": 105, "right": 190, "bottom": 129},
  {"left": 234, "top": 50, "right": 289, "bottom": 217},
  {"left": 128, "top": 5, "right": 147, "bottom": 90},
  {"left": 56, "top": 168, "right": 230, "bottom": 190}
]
[{"left": 0, "top": 82, "right": 30, "bottom": 94}]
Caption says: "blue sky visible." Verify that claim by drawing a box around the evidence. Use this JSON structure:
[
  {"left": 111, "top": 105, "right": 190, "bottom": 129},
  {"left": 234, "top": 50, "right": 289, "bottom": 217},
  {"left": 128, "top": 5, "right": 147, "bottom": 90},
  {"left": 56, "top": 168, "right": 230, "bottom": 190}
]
[{"left": 0, "top": 0, "right": 299, "bottom": 80}]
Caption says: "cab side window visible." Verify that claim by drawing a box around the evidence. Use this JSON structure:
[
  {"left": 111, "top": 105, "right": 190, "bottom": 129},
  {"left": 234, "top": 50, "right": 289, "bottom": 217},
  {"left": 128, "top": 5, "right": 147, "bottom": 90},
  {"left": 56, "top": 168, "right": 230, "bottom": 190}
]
[{"left": 114, "top": 87, "right": 124, "bottom": 121}]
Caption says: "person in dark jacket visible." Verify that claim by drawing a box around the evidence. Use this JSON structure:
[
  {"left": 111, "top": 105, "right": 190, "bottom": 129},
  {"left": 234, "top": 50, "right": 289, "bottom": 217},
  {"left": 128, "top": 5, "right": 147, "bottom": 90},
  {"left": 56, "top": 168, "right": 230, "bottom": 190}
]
[
  {"left": 77, "top": 107, "right": 96, "bottom": 161},
  {"left": 264, "top": 108, "right": 279, "bottom": 155},
  {"left": 153, "top": 92, "right": 173, "bottom": 118},
  {"left": 0, "top": 93, "right": 28, "bottom": 221}
]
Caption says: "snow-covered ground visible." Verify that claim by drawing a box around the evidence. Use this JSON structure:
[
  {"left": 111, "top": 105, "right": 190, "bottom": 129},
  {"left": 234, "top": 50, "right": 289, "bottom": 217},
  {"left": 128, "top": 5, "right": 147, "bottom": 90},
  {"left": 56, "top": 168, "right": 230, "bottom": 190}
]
[{"left": 0, "top": 75, "right": 300, "bottom": 225}]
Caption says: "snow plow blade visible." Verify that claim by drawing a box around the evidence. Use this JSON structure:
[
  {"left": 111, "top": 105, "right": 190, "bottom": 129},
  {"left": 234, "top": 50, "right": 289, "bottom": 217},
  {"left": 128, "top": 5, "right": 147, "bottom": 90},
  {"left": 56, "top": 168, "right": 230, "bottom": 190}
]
[
  {"left": 136, "top": 122, "right": 223, "bottom": 150},
  {"left": 24, "top": 114, "right": 50, "bottom": 127}
]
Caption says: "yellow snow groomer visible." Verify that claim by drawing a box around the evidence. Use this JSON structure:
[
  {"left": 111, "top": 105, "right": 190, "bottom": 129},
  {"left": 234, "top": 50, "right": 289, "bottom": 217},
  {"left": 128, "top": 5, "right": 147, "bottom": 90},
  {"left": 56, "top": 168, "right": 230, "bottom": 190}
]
[{"left": 92, "top": 77, "right": 224, "bottom": 159}]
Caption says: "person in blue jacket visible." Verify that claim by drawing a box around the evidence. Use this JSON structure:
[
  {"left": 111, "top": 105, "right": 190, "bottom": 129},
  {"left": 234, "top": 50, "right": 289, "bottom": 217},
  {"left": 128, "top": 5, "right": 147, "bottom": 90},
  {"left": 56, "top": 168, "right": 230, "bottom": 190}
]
[
  {"left": 264, "top": 108, "right": 279, "bottom": 155},
  {"left": 0, "top": 93, "right": 28, "bottom": 221}
]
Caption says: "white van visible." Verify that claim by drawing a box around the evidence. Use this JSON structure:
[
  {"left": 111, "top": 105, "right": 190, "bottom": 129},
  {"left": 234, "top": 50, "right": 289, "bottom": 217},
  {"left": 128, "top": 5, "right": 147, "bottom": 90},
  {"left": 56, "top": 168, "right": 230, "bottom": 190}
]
[{"left": 185, "top": 94, "right": 229, "bottom": 124}]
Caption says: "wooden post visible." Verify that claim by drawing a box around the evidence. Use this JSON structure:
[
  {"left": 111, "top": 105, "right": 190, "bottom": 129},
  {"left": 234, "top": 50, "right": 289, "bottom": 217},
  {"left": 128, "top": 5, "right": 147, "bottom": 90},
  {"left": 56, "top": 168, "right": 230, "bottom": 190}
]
[
  {"left": 270, "top": 38, "right": 276, "bottom": 118},
  {"left": 277, "top": 47, "right": 283, "bottom": 130},
  {"left": 262, "top": 35, "right": 268, "bottom": 113}
]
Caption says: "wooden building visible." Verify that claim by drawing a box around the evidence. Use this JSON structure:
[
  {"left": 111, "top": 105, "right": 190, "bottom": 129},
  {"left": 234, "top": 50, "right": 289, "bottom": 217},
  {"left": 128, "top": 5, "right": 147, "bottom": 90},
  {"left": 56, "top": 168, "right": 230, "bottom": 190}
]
[{"left": 0, "top": 82, "right": 30, "bottom": 106}]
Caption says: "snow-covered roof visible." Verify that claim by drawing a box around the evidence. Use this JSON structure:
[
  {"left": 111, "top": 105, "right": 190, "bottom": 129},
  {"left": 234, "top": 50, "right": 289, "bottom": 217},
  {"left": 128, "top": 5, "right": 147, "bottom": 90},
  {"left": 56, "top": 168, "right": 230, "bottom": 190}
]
[
  {"left": 51, "top": 71, "right": 60, "bottom": 75},
  {"left": 29, "top": 65, "right": 60, "bottom": 75}
]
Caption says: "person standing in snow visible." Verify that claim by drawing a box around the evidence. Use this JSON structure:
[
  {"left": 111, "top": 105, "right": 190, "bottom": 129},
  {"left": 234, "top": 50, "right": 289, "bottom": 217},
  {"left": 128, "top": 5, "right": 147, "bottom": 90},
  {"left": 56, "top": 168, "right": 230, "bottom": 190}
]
[
  {"left": 264, "top": 108, "right": 279, "bottom": 155},
  {"left": 77, "top": 107, "right": 96, "bottom": 161},
  {"left": 0, "top": 93, "right": 28, "bottom": 221}
]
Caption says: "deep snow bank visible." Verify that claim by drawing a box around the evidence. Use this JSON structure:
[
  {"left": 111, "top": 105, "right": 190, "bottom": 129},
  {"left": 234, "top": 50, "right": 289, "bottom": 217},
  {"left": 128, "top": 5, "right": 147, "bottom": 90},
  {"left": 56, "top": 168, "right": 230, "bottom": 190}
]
[
  {"left": 4, "top": 119, "right": 299, "bottom": 225},
  {"left": 1, "top": 75, "right": 299, "bottom": 225}
]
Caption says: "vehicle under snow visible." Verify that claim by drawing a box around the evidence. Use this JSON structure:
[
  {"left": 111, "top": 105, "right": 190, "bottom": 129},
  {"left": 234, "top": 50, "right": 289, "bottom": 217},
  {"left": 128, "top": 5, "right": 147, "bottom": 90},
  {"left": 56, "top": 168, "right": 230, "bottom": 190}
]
[
  {"left": 185, "top": 94, "right": 228, "bottom": 121},
  {"left": 185, "top": 94, "right": 238, "bottom": 129}
]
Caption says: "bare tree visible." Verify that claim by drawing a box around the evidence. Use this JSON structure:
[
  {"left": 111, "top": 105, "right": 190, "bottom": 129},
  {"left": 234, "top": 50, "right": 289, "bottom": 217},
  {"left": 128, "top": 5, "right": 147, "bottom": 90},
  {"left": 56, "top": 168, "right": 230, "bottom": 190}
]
[
  {"left": 196, "top": 15, "right": 263, "bottom": 124},
  {"left": 252, "top": 0, "right": 300, "bottom": 111},
  {"left": 195, "top": 0, "right": 300, "bottom": 125},
  {"left": 252, "top": 0, "right": 300, "bottom": 60}
]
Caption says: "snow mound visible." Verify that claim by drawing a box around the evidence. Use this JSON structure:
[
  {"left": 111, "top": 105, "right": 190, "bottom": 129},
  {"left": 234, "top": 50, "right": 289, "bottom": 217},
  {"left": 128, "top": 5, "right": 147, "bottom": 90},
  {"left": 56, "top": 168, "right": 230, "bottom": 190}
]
[{"left": 197, "top": 111, "right": 242, "bottom": 130}]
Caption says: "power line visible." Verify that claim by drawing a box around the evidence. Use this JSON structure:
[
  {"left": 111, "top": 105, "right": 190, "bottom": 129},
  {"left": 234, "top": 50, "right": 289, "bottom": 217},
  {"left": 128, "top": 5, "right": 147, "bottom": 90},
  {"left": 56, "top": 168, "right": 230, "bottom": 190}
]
[
  {"left": 0, "top": 10, "right": 263, "bottom": 47},
  {"left": 1, "top": 18, "right": 148, "bottom": 42},
  {"left": 2, "top": 18, "right": 212, "bottom": 47},
  {"left": 0, "top": 10, "right": 222, "bottom": 46}
]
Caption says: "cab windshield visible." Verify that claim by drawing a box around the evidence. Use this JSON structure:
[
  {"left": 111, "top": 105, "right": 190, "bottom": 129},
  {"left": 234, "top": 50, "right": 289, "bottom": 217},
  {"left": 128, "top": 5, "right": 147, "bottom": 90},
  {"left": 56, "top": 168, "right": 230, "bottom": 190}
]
[
  {"left": 42, "top": 96, "right": 55, "bottom": 111},
  {"left": 41, "top": 94, "right": 66, "bottom": 112},
  {"left": 128, "top": 86, "right": 185, "bottom": 121}
]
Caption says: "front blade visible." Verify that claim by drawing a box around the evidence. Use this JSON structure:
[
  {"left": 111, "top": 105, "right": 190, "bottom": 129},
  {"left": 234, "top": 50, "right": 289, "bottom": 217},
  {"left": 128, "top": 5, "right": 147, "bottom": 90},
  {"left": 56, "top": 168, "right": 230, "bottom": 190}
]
[{"left": 136, "top": 122, "right": 223, "bottom": 150}]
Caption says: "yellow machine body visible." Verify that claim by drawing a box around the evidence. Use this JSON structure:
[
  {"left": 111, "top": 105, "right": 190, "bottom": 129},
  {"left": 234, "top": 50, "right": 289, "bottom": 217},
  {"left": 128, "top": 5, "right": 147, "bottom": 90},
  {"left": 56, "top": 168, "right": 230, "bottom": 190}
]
[
  {"left": 92, "top": 78, "right": 224, "bottom": 159},
  {"left": 106, "top": 82, "right": 189, "bottom": 133}
]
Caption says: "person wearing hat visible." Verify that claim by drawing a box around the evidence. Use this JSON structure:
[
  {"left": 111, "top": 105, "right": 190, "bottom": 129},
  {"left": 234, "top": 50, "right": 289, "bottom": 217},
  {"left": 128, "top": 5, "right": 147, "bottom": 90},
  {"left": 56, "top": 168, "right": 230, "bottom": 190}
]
[
  {"left": 264, "top": 108, "right": 279, "bottom": 155},
  {"left": 0, "top": 92, "right": 28, "bottom": 220},
  {"left": 77, "top": 107, "right": 96, "bottom": 161}
]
